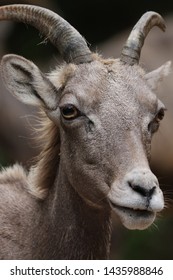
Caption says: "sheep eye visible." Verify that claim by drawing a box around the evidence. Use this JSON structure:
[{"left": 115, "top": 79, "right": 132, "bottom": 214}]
[
  {"left": 60, "top": 104, "right": 80, "bottom": 120},
  {"left": 148, "top": 108, "right": 165, "bottom": 134},
  {"left": 156, "top": 108, "right": 165, "bottom": 122}
]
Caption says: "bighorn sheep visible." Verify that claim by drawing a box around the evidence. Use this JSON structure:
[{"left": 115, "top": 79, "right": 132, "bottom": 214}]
[{"left": 0, "top": 5, "right": 171, "bottom": 259}]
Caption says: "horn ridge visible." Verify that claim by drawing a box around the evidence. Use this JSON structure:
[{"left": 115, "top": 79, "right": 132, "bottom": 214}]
[
  {"left": 0, "top": 4, "right": 93, "bottom": 64},
  {"left": 120, "top": 11, "right": 166, "bottom": 65}
]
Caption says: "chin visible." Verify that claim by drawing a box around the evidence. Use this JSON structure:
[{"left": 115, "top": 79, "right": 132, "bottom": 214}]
[{"left": 112, "top": 205, "right": 156, "bottom": 230}]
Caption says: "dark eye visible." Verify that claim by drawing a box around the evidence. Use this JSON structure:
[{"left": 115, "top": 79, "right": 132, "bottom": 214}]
[
  {"left": 148, "top": 108, "right": 165, "bottom": 134},
  {"left": 156, "top": 108, "right": 165, "bottom": 122},
  {"left": 60, "top": 104, "right": 80, "bottom": 120}
]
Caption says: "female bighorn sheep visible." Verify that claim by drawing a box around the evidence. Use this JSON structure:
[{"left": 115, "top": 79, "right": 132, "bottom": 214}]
[{"left": 0, "top": 5, "right": 171, "bottom": 259}]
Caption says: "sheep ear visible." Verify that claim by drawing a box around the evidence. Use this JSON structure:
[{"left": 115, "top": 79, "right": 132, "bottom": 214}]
[
  {"left": 145, "top": 61, "right": 172, "bottom": 91},
  {"left": 1, "top": 54, "right": 59, "bottom": 110}
]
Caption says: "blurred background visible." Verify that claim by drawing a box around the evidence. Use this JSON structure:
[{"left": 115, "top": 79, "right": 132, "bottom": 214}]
[{"left": 0, "top": 0, "right": 173, "bottom": 259}]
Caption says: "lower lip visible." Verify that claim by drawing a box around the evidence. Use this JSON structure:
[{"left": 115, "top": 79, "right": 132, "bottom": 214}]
[{"left": 110, "top": 201, "right": 154, "bottom": 218}]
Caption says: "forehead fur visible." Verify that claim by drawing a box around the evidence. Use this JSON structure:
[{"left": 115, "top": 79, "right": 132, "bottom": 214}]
[
  {"left": 48, "top": 56, "right": 146, "bottom": 90},
  {"left": 48, "top": 56, "right": 158, "bottom": 113}
]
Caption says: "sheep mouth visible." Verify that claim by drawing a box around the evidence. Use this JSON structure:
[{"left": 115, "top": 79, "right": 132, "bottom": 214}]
[{"left": 109, "top": 201, "right": 154, "bottom": 218}]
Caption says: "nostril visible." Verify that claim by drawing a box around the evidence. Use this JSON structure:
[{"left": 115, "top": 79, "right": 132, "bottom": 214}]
[
  {"left": 148, "top": 186, "right": 156, "bottom": 197},
  {"left": 129, "top": 182, "right": 147, "bottom": 196},
  {"left": 129, "top": 181, "right": 156, "bottom": 198}
]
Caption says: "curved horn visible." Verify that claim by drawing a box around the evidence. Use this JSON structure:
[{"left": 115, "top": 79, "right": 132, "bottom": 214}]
[
  {"left": 120, "top": 11, "right": 166, "bottom": 65},
  {"left": 0, "top": 4, "right": 93, "bottom": 64}
]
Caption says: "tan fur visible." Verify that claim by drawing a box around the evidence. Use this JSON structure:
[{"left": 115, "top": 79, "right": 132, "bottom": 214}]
[
  {"left": 0, "top": 164, "right": 27, "bottom": 186},
  {"left": 28, "top": 112, "right": 60, "bottom": 199},
  {"left": 49, "top": 63, "right": 77, "bottom": 89}
]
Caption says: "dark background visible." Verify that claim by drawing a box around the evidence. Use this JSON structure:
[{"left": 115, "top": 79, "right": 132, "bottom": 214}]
[
  {"left": 0, "top": 0, "right": 173, "bottom": 259},
  {"left": 3, "top": 0, "right": 173, "bottom": 43}
]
